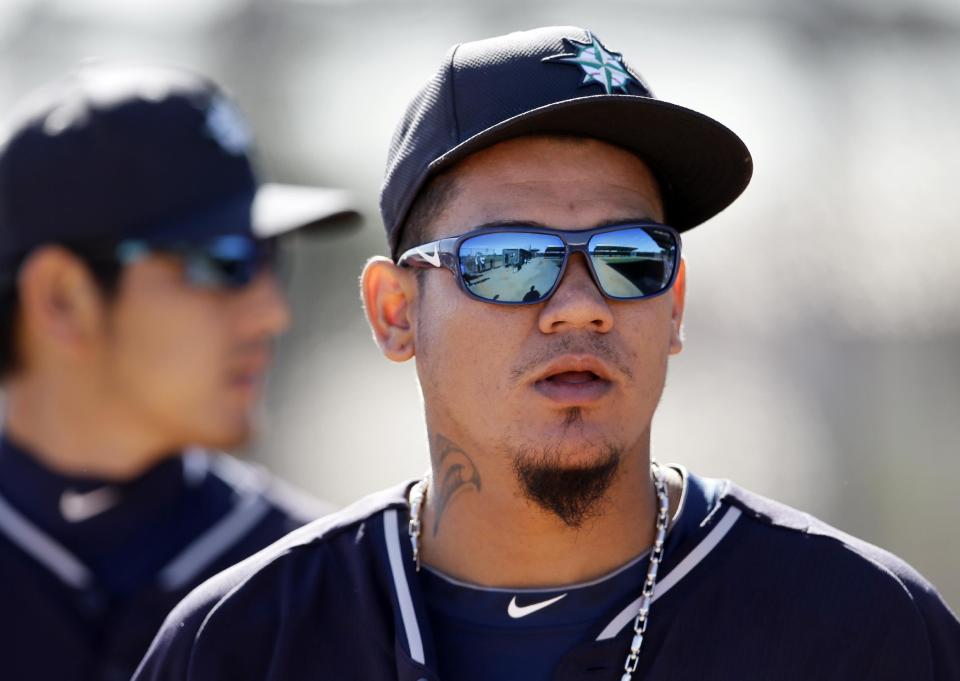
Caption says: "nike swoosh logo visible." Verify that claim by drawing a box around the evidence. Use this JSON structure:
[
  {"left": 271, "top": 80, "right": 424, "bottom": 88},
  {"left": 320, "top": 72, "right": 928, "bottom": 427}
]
[
  {"left": 60, "top": 486, "right": 120, "bottom": 523},
  {"left": 416, "top": 245, "right": 441, "bottom": 268},
  {"left": 507, "top": 593, "right": 567, "bottom": 619}
]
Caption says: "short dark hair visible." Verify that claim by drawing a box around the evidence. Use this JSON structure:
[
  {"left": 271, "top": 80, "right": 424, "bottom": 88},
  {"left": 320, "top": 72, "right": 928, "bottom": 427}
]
[
  {"left": 0, "top": 249, "right": 123, "bottom": 380},
  {"left": 394, "top": 169, "right": 461, "bottom": 261},
  {"left": 0, "top": 284, "right": 18, "bottom": 378}
]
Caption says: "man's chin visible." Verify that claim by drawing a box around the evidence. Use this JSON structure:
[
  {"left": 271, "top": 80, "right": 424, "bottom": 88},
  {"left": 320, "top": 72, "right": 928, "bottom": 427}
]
[
  {"left": 193, "top": 417, "right": 255, "bottom": 452},
  {"left": 515, "top": 415, "right": 624, "bottom": 468},
  {"left": 516, "top": 441, "right": 615, "bottom": 469}
]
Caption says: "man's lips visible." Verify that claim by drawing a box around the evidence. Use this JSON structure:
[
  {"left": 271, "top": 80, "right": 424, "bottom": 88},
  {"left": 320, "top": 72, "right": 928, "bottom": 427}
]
[
  {"left": 531, "top": 355, "right": 616, "bottom": 405},
  {"left": 531, "top": 355, "right": 616, "bottom": 384},
  {"left": 229, "top": 354, "right": 272, "bottom": 393},
  {"left": 231, "top": 371, "right": 266, "bottom": 387}
]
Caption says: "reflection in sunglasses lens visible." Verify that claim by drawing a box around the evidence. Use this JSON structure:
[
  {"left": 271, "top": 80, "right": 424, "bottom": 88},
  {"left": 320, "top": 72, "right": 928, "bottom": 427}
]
[
  {"left": 588, "top": 228, "right": 677, "bottom": 299},
  {"left": 184, "top": 236, "right": 277, "bottom": 289},
  {"left": 458, "top": 232, "right": 564, "bottom": 303}
]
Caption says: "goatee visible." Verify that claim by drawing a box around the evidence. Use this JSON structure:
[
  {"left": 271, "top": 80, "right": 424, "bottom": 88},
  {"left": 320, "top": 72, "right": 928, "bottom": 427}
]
[{"left": 512, "top": 444, "right": 622, "bottom": 528}]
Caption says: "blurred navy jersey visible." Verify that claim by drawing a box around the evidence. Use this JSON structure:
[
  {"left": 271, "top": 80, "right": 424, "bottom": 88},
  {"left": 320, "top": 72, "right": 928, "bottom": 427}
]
[
  {"left": 134, "top": 470, "right": 960, "bottom": 681},
  {"left": 0, "top": 435, "right": 328, "bottom": 681}
]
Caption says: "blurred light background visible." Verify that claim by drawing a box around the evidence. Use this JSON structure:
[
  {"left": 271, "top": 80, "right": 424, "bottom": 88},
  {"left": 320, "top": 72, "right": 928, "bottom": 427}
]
[{"left": 0, "top": 0, "right": 957, "bottom": 608}]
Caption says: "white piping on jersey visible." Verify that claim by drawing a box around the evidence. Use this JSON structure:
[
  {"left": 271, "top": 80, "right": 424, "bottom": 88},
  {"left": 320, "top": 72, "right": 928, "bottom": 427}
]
[
  {"left": 157, "top": 490, "right": 270, "bottom": 591},
  {"left": 207, "top": 452, "right": 265, "bottom": 495},
  {"left": 0, "top": 451, "right": 271, "bottom": 593},
  {"left": 182, "top": 448, "right": 209, "bottom": 487},
  {"left": 384, "top": 509, "right": 426, "bottom": 665},
  {"left": 596, "top": 506, "right": 742, "bottom": 641},
  {"left": 156, "top": 453, "right": 272, "bottom": 591},
  {"left": 0, "top": 492, "right": 93, "bottom": 589}
]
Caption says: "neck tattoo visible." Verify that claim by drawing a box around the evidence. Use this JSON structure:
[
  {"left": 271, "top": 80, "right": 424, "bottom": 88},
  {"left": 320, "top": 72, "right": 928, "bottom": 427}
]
[{"left": 407, "top": 460, "right": 670, "bottom": 681}]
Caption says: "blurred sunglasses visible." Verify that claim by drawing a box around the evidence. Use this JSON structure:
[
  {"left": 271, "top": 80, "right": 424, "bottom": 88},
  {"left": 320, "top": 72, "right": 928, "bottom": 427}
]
[
  {"left": 397, "top": 223, "right": 681, "bottom": 305},
  {"left": 114, "top": 234, "right": 279, "bottom": 289}
]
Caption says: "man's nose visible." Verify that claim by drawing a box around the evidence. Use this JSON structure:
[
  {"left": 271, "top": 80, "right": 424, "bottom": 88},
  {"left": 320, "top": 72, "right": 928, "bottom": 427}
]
[
  {"left": 537, "top": 253, "right": 614, "bottom": 334},
  {"left": 233, "top": 271, "right": 292, "bottom": 339}
]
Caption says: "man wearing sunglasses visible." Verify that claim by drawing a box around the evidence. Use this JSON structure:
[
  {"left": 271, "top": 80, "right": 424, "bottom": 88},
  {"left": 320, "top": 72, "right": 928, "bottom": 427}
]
[
  {"left": 136, "top": 27, "right": 959, "bottom": 681},
  {"left": 0, "top": 62, "right": 356, "bottom": 681}
]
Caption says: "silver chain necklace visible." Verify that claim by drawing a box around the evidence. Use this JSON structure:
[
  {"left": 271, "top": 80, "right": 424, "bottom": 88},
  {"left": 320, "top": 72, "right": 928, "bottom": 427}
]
[{"left": 407, "top": 461, "right": 670, "bottom": 681}]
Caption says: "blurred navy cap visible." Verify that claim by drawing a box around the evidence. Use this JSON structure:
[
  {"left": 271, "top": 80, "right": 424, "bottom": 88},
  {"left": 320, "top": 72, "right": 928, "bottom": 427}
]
[
  {"left": 381, "top": 25, "right": 753, "bottom": 258},
  {"left": 0, "top": 60, "right": 358, "bottom": 269}
]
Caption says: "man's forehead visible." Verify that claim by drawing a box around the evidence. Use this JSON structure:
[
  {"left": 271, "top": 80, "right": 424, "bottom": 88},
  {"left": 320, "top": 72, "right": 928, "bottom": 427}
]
[
  {"left": 451, "top": 134, "right": 657, "bottom": 176},
  {"left": 428, "top": 136, "right": 665, "bottom": 233}
]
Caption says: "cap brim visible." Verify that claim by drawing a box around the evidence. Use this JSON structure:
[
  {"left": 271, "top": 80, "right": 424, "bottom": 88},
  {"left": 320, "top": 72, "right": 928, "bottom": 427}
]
[
  {"left": 251, "top": 183, "right": 360, "bottom": 238},
  {"left": 427, "top": 95, "right": 752, "bottom": 233}
]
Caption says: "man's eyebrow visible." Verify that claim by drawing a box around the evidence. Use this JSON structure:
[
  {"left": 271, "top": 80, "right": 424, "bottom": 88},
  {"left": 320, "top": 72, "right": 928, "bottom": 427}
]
[
  {"left": 470, "top": 219, "right": 550, "bottom": 230},
  {"left": 593, "top": 216, "right": 661, "bottom": 227}
]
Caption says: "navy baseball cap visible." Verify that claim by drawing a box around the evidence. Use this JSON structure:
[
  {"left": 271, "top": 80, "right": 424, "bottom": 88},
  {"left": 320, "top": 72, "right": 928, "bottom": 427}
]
[
  {"left": 381, "top": 26, "right": 753, "bottom": 258},
  {"left": 0, "top": 61, "right": 358, "bottom": 272}
]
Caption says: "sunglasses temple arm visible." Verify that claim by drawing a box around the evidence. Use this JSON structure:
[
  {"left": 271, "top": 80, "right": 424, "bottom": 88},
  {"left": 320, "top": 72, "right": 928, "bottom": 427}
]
[{"left": 396, "top": 239, "right": 458, "bottom": 272}]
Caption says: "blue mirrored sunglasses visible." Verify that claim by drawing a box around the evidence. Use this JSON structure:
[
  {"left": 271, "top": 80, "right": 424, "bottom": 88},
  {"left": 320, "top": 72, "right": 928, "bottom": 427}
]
[
  {"left": 115, "top": 234, "right": 279, "bottom": 289},
  {"left": 397, "top": 223, "right": 681, "bottom": 305}
]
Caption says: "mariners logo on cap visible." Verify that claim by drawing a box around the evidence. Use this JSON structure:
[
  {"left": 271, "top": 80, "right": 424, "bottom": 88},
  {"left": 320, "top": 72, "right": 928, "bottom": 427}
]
[
  {"left": 205, "top": 96, "right": 252, "bottom": 155},
  {"left": 543, "top": 32, "right": 639, "bottom": 95}
]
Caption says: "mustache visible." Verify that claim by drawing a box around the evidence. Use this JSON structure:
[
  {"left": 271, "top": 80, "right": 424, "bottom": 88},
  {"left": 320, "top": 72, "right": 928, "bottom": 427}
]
[
  {"left": 509, "top": 335, "right": 634, "bottom": 382},
  {"left": 229, "top": 338, "right": 276, "bottom": 365},
  {"left": 233, "top": 336, "right": 276, "bottom": 354}
]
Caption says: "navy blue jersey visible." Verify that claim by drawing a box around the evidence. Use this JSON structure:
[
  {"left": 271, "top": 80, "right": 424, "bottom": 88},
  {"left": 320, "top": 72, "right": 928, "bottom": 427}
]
[
  {"left": 420, "top": 469, "right": 723, "bottom": 681},
  {"left": 0, "top": 435, "right": 328, "bottom": 681},
  {"left": 134, "top": 470, "right": 960, "bottom": 681}
]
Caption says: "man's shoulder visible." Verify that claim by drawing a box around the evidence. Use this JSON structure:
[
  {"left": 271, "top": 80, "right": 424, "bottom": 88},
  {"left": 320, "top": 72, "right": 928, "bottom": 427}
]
[
  {"left": 133, "top": 480, "right": 414, "bottom": 680},
  {"left": 716, "top": 481, "right": 959, "bottom": 669},
  {"left": 721, "top": 481, "right": 938, "bottom": 596}
]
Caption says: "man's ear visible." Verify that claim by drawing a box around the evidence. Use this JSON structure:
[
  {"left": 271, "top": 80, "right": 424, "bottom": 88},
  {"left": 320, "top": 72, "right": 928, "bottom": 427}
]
[
  {"left": 360, "top": 256, "right": 418, "bottom": 362},
  {"left": 16, "top": 246, "right": 109, "bottom": 364},
  {"left": 669, "top": 258, "right": 686, "bottom": 356}
]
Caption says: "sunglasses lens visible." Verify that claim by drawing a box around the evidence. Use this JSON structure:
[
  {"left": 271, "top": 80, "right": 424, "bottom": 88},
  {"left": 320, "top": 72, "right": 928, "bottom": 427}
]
[
  {"left": 185, "top": 235, "right": 277, "bottom": 288},
  {"left": 458, "top": 232, "right": 565, "bottom": 303},
  {"left": 588, "top": 227, "right": 678, "bottom": 299}
]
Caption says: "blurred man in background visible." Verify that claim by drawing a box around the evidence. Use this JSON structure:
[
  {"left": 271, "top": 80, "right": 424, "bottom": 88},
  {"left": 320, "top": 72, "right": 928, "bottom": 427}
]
[
  {"left": 134, "top": 26, "right": 959, "bottom": 681},
  {"left": 0, "top": 61, "right": 356, "bottom": 681}
]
